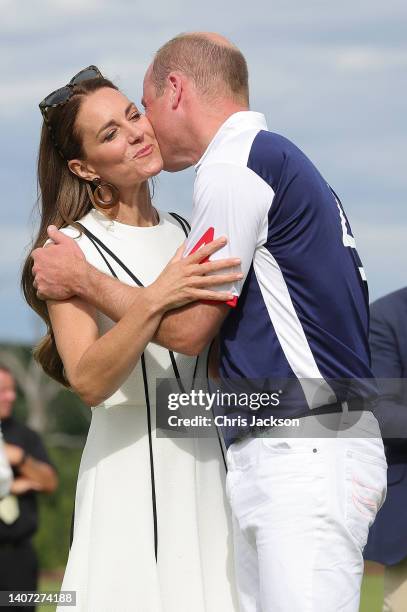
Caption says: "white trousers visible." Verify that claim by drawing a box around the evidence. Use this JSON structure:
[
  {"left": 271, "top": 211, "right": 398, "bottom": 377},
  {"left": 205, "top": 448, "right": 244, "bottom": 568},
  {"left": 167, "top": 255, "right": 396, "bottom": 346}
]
[{"left": 226, "top": 411, "right": 387, "bottom": 612}]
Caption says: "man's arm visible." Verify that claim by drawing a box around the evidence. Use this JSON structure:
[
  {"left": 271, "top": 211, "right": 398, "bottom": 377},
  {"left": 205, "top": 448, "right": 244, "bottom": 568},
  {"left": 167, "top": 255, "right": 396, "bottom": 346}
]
[
  {"left": 32, "top": 229, "right": 241, "bottom": 354},
  {"left": 69, "top": 262, "right": 228, "bottom": 355},
  {"left": 75, "top": 262, "right": 230, "bottom": 355},
  {"left": 369, "top": 297, "right": 407, "bottom": 441},
  {"left": 80, "top": 264, "right": 230, "bottom": 355},
  {"left": 74, "top": 261, "right": 230, "bottom": 355},
  {"left": 32, "top": 228, "right": 137, "bottom": 315},
  {"left": 37, "top": 255, "right": 228, "bottom": 355},
  {"left": 154, "top": 302, "right": 229, "bottom": 356}
]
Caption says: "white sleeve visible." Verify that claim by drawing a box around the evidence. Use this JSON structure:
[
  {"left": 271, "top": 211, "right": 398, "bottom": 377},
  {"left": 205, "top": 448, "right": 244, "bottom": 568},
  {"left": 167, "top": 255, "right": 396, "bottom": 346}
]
[
  {"left": 185, "top": 163, "right": 272, "bottom": 300},
  {"left": 0, "top": 425, "right": 12, "bottom": 499}
]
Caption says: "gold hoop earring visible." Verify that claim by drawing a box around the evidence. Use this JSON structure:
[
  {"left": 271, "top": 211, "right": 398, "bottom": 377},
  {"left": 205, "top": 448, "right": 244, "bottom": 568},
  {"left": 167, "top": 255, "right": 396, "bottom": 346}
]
[{"left": 88, "top": 178, "right": 119, "bottom": 210}]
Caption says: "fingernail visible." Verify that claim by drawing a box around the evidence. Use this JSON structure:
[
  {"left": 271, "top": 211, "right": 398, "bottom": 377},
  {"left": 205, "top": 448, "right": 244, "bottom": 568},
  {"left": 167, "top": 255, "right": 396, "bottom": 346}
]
[{"left": 48, "top": 225, "right": 56, "bottom": 231}]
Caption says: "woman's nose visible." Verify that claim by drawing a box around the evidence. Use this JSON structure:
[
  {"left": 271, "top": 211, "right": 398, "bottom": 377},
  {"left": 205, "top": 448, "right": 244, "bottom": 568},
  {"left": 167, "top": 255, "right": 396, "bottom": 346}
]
[{"left": 127, "top": 123, "right": 143, "bottom": 143}]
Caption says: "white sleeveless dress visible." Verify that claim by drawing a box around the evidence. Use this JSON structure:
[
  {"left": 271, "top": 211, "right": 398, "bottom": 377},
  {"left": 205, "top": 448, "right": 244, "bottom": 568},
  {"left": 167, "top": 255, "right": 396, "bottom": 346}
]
[{"left": 56, "top": 209, "right": 238, "bottom": 612}]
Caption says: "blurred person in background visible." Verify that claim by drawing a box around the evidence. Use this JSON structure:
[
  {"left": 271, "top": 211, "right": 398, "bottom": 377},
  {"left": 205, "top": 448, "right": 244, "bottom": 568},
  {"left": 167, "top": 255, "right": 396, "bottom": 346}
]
[
  {"left": 0, "top": 421, "right": 12, "bottom": 499},
  {"left": 364, "top": 287, "right": 407, "bottom": 612},
  {"left": 0, "top": 364, "right": 58, "bottom": 612}
]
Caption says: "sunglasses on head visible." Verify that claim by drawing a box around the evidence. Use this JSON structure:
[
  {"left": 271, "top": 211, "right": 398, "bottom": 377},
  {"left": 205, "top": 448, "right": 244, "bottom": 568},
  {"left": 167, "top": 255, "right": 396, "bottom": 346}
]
[
  {"left": 39, "top": 65, "right": 104, "bottom": 157},
  {"left": 39, "top": 65, "right": 103, "bottom": 112}
]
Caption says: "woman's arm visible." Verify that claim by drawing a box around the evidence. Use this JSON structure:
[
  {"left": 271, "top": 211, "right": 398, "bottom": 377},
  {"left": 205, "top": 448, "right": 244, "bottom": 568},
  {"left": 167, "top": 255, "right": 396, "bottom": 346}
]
[
  {"left": 48, "top": 241, "right": 241, "bottom": 407},
  {"left": 32, "top": 230, "right": 240, "bottom": 315},
  {"left": 48, "top": 290, "right": 162, "bottom": 407}
]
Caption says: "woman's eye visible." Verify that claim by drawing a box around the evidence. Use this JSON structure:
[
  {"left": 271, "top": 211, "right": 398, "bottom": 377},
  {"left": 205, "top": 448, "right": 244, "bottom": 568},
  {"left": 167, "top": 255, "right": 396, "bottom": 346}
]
[
  {"left": 130, "top": 112, "right": 141, "bottom": 120},
  {"left": 104, "top": 130, "right": 116, "bottom": 142}
]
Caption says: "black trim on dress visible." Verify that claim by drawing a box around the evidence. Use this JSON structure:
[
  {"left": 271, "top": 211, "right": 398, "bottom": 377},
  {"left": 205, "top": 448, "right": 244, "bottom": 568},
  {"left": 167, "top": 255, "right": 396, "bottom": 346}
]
[
  {"left": 169, "top": 212, "right": 191, "bottom": 234},
  {"left": 70, "top": 213, "right": 199, "bottom": 559}
]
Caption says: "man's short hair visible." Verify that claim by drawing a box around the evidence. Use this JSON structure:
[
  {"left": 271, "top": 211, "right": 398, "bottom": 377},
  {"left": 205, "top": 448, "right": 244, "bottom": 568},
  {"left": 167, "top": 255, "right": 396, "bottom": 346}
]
[{"left": 152, "top": 33, "right": 249, "bottom": 105}]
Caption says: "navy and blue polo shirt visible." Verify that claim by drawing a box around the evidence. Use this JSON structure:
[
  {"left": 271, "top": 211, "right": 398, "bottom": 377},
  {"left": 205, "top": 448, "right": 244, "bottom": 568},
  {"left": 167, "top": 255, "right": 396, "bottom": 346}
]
[{"left": 185, "top": 112, "right": 373, "bottom": 446}]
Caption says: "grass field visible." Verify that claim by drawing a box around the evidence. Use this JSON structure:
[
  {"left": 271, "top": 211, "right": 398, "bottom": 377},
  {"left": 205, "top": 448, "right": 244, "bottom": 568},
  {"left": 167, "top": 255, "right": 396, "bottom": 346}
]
[
  {"left": 38, "top": 572, "right": 384, "bottom": 611},
  {"left": 37, "top": 578, "right": 61, "bottom": 612},
  {"left": 360, "top": 573, "right": 384, "bottom": 612}
]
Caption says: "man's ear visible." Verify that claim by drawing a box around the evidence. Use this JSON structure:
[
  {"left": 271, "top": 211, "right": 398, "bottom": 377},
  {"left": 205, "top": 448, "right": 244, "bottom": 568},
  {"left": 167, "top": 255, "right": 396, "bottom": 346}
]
[
  {"left": 168, "top": 72, "right": 183, "bottom": 109},
  {"left": 67, "top": 159, "right": 96, "bottom": 182}
]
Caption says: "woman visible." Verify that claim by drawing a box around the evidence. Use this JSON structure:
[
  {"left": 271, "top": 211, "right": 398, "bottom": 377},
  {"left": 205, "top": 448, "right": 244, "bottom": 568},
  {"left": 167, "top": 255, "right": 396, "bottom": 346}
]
[{"left": 22, "top": 67, "right": 240, "bottom": 611}]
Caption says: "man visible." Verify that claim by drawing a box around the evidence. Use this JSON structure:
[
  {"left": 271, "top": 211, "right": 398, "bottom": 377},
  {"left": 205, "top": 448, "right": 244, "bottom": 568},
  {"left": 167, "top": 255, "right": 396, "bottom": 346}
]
[
  {"left": 32, "top": 33, "right": 387, "bottom": 611},
  {"left": 363, "top": 287, "right": 407, "bottom": 612},
  {"left": 0, "top": 364, "right": 58, "bottom": 611}
]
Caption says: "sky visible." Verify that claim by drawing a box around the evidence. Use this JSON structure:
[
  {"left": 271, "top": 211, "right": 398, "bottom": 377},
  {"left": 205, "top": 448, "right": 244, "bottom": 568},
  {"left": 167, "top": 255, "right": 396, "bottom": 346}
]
[{"left": 1, "top": 0, "right": 406, "bottom": 343}]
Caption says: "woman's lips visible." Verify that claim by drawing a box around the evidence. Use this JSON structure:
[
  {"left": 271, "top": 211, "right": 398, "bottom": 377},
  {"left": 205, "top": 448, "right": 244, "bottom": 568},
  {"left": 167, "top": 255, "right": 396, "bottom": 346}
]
[{"left": 134, "top": 144, "right": 153, "bottom": 159}]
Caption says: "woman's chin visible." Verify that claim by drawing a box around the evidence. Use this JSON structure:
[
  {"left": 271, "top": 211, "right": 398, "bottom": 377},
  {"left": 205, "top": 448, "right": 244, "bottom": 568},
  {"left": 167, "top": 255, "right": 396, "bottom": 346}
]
[
  {"left": 144, "top": 158, "right": 164, "bottom": 179},
  {"left": 120, "top": 160, "right": 163, "bottom": 189}
]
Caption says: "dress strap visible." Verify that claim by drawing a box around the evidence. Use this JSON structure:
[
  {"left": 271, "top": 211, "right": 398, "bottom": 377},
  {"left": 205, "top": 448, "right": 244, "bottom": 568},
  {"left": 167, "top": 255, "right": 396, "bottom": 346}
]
[
  {"left": 169, "top": 212, "right": 190, "bottom": 237},
  {"left": 141, "top": 353, "right": 158, "bottom": 561},
  {"left": 76, "top": 222, "right": 158, "bottom": 560},
  {"left": 76, "top": 223, "right": 143, "bottom": 286}
]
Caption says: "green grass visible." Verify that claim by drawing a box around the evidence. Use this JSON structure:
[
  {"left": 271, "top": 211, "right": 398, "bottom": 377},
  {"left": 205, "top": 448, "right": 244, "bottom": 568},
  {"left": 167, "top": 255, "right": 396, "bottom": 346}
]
[
  {"left": 37, "top": 572, "right": 383, "bottom": 611},
  {"left": 360, "top": 573, "right": 384, "bottom": 612},
  {"left": 35, "top": 447, "right": 83, "bottom": 570},
  {"left": 37, "top": 578, "right": 62, "bottom": 612}
]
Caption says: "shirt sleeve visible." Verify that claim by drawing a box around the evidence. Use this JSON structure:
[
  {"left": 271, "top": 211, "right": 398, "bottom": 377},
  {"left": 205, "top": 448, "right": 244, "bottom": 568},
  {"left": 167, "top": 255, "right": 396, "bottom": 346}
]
[{"left": 184, "top": 162, "right": 272, "bottom": 303}]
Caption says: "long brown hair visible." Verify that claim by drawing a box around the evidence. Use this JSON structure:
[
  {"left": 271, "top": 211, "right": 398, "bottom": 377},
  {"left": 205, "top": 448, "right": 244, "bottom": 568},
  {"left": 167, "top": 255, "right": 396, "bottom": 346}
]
[{"left": 22, "top": 77, "right": 118, "bottom": 386}]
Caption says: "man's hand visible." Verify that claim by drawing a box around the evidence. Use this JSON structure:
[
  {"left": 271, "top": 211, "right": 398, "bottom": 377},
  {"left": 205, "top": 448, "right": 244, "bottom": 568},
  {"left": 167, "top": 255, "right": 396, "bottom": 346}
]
[
  {"left": 4, "top": 443, "right": 24, "bottom": 467},
  {"left": 32, "top": 225, "right": 86, "bottom": 301},
  {"left": 10, "top": 477, "right": 41, "bottom": 495}
]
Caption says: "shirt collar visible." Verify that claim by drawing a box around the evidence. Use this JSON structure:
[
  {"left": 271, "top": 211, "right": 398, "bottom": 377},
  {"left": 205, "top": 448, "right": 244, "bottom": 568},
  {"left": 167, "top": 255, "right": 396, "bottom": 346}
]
[{"left": 195, "top": 111, "right": 268, "bottom": 171}]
